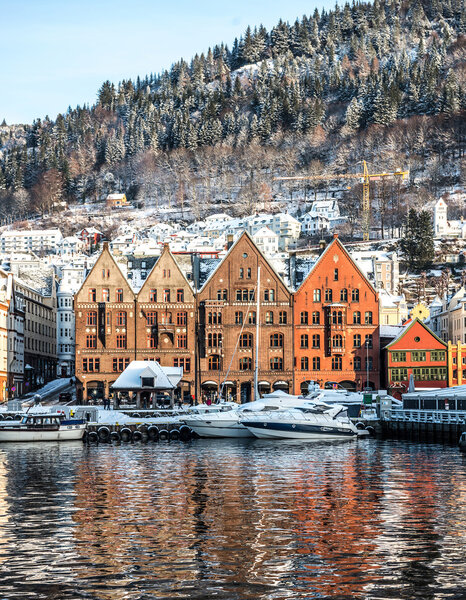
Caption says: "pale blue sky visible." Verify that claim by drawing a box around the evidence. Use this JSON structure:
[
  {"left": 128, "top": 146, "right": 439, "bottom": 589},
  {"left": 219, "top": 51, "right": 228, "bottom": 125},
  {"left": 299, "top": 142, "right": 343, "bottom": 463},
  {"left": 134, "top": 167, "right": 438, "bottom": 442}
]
[{"left": 1, "top": 0, "right": 333, "bottom": 124}]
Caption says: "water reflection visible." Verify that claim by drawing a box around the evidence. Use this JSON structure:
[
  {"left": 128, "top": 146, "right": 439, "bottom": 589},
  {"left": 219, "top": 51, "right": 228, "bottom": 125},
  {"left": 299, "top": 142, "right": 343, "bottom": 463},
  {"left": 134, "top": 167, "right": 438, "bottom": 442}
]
[{"left": 0, "top": 439, "right": 464, "bottom": 599}]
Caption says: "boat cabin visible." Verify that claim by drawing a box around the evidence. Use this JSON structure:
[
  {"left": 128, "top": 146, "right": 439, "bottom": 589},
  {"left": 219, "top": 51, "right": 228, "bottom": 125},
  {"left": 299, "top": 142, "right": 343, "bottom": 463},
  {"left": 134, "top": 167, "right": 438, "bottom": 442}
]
[{"left": 20, "top": 415, "right": 62, "bottom": 429}]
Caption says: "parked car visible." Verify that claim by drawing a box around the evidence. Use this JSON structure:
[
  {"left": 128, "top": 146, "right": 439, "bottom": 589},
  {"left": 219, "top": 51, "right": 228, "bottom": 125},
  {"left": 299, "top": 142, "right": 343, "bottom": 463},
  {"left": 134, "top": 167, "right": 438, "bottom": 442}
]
[{"left": 58, "top": 392, "right": 72, "bottom": 403}]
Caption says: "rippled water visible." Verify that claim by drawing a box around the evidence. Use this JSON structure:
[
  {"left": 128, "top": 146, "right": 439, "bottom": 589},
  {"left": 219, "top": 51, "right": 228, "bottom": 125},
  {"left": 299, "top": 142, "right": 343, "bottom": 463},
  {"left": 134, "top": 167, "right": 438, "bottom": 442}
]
[{"left": 0, "top": 439, "right": 465, "bottom": 599}]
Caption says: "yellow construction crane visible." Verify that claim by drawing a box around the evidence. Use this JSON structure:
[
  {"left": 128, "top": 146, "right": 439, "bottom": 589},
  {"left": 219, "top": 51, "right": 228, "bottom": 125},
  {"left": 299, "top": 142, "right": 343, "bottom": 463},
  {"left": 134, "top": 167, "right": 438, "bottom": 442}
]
[{"left": 274, "top": 161, "right": 409, "bottom": 241}]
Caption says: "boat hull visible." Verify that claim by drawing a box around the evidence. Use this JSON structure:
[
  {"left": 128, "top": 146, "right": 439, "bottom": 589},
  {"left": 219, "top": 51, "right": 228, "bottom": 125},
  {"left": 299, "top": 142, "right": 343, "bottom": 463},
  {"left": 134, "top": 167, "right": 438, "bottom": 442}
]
[
  {"left": 242, "top": 421, "right": 357, "bottom": 440},
  {"left": 0, "top": 425, "right": 86, "bottom": 442},
  {"left": 185, "top": 419, "right": 253, "bottom": 438}
]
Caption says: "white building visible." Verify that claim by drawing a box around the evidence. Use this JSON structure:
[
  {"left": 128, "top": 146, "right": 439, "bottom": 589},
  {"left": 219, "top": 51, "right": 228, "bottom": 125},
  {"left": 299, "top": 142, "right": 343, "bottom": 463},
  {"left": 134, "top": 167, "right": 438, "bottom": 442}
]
[
  {"left": 352, "top": 250, "right": 400, "bottom": 294},
  {"left": 433, "top": 198, "right": 466, "bottom": 239},
  {"left": 59, "top": 236, "right": 85, "bottom": 257},
  {"left": 252, "top": 226, "right": 279, "bottom": 255},
  {"left": 300, "top": 200, "right": 347, "bottom": 236},
  {"left": 0, "top": 229, "right": 63, "bottom": 255},
  {"left": 0, "top": 270, "right": 25, "bottom": 400}
]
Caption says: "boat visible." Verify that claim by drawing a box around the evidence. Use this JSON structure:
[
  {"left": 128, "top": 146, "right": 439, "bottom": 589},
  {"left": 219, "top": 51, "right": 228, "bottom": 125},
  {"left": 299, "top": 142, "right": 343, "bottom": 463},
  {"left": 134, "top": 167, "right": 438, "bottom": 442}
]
[
  {"left": 239, "top": 402, "right": 360, "bottom": 440},
  {"left": 183, "top": 390, "right": 305, "bottom": 438},
  {"left": 0, "top": 413, "right": 86, "bottom": 442}
]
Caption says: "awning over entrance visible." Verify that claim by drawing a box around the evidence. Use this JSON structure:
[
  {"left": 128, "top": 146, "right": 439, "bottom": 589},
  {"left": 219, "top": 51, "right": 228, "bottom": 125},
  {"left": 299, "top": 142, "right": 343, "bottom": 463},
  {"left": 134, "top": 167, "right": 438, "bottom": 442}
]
[{"left": 202, "top": 381, "right": 218, "bottom": 386}]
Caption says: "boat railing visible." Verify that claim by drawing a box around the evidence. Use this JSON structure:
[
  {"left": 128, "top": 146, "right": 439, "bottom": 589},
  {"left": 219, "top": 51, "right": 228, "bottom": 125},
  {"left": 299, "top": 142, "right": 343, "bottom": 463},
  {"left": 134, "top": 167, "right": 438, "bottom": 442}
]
[{"left": 388, "top": 409, "right": 466, "bottom": 424}]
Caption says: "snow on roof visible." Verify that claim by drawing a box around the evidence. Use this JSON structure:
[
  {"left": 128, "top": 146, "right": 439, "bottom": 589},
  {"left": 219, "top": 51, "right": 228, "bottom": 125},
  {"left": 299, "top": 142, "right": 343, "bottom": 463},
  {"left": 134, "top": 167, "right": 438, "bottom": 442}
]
[
  {"left": 380, "top": 324, "right": 405, "bottom": 339},
  {"left": 111, "top": 361, "right": 182, "bottom": 390},
  {"left": 252, "top": 226, "right": 278, "bottom": 238},
  {"left": 107, "top": 193, "right": 126, "bottom": 200}
]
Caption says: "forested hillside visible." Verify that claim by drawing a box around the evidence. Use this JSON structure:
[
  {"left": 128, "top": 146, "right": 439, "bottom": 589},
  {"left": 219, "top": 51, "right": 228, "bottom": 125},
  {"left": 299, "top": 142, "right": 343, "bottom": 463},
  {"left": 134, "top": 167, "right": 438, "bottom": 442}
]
[{"left": 0, "top": 0, "right": 464, "bottom": 231}]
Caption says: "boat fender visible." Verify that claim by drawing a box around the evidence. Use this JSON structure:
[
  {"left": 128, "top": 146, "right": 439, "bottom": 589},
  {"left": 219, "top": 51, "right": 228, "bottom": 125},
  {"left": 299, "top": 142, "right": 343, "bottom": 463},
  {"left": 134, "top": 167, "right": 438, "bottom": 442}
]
[
  {"left": 158, "top": 429, "right": 169, "bottom": 441},
  {"left": 120, "top": 427, "right": 132, "bottom": 443},
  {"left": 87, "top": 431, "right": 99, "bottom": 444},
  {"left": 132, "top": 413, "right": 141, "bottom": 418},
  {"left": 5, "top": 416, "right": 13, "bottom": 420},
  {"left": 110, "top": 431, "right": 121, "bottom": 443},
  {"left": 147, "top": 426, "right": 159, "bottom": 441},
  {"left": 169, "top": 429, "right": 180, "bottom": 441},
  {"left": 13, "top": 414, "right": 22, "bottom": 420},
  {"left": 98, "top": 426, "right": 111, "bottom": 442},
  {"left": 132, "top": 429, "right": 143, "bottom": 443},
  {"left": 355, "top": 422, "right": 366, "bottom": 430},
  {"left": 82, "top": 430, "right": 88, "bottom": 444},
  {"left": 365, "top": 426, "right": 376, "bottom": 436},
  {"left": 179, "top": 426, "right": 192, "bottom": 442}
]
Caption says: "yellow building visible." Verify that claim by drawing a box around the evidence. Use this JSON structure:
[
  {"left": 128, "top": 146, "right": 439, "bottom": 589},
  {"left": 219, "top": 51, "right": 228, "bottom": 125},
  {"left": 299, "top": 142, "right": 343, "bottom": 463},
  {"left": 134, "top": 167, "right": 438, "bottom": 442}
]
[
  {"left": 106, "top": 193, "right": 129, "bottom": 209},
  {"left": 447, "top": 340, "right": 466, "bottom": 387}
]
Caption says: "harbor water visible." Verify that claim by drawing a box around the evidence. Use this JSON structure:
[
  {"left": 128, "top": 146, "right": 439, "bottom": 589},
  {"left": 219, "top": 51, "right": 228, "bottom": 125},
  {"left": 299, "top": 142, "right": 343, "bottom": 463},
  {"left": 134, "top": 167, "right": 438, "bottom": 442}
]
[{"left": 0, "top": 439, "right": 465, "bottom": 599}]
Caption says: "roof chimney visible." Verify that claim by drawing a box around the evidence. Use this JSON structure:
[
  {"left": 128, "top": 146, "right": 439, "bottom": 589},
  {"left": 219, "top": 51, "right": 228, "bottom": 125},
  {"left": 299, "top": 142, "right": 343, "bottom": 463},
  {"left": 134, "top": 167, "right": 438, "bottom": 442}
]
[
  {"left": 103, "top": 241, "right": 109, "bottom": 251},
  {"left": 333, "top": 233, "right": 339, "bottom": 240}
]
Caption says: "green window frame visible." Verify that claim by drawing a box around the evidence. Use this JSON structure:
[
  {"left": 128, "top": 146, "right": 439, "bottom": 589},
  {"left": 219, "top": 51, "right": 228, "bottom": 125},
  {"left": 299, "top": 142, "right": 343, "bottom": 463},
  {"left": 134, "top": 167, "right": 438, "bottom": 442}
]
[
  {"left": 411, "top": 351, "right": 426, "bottom": 362},
  {"left": 390, "top": 368, "right": 408, "bottom": 381},
  {"left": 391, "top": 351, "right": 406, "bottom": 363},
  {"left": 430, "top": 351, "right": 446, "bottom": 362}
]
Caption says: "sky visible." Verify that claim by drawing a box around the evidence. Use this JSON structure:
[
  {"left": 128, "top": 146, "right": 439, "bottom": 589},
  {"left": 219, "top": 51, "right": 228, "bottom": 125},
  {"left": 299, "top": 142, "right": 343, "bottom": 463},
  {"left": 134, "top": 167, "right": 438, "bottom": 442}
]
[{"left": 1, "top": 0, "right": 334, "bottom": 125}]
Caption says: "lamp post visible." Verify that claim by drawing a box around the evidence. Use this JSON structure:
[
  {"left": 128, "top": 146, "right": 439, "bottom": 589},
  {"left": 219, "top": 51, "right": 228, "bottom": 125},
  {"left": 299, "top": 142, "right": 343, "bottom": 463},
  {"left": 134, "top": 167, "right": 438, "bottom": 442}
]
[{"left": 365, "top": 337, "right": 370, "bottom": 391}]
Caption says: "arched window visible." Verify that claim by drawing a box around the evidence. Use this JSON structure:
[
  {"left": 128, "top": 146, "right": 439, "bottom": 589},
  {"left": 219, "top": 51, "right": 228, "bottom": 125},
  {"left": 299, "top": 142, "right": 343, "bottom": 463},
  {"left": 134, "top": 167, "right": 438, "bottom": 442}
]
[
  {"left": 270, "top": 333, "right": 284, "bottom": 347},
  {"left": 300, "top": 334, "right": 309, "bottom": 348},
  {"left": 313, "top": 289, "right": 321, "bottom": 302},
  {"left": 332, "top": 334, "right": 343, "bottom": 348},
  {"left": 325, "top": 289, "right": 333, "bottom": 302},
  {"left": 265, "top": 311, "right": 274, "bottom": 324},
  {"left": 312, "top": 334, "right": 320, "bottom": 348},
  {"left": 312, "top": 356, "right": 320, "bottom": 370},
  {"left": 300, "top": 311, "right": 308, "bottom": 325},
  {"left": 354, "top": 357, "right": 362, "bottom": 371},
  {"left": 334, "top": 268, "right": 339, "bottom": 281},
  {"left": 340, "top": 288, "right": 348, "bottom": 302},
  {"left": 239, "top": 357, "right": 252, "bottom": 371},
  {"left": 365, "top": 311, "right": 373, "bottom": 324},
  {"left": 312, "top": 311, "right": 320, "bottom": 324},
  {"left": 270, "top": 357, "right": 283, "bottom": 370},
  {"left": 352, "top": 288, "right": 359, "bottom": 302},
  {"left": 301, "top": 356, "right": 309, "bottom": 370},
  {"left": 208, "top": 355, "right": 221, "bottom": 370},
  {"left": 353, "top": 334, "right": 361, "bottom": 348},
  {"left": 239, "top": 333, "right": 253, "bottom": 348},
  {"left": 353, "top": 311, "right": 361, "bottom": 324},
  {"left": 332, "top": 356, "right": 342, "bottom": 370}
]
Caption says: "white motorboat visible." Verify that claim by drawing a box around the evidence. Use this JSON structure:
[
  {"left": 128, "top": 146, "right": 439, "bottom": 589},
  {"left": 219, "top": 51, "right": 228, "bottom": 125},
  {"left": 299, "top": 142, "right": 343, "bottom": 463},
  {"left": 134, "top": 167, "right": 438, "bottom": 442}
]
[
  {"left": 0, "top": 413, "right": 86, "bottom": 442},
  {"left": 184, "top": 390, "right": 307, "bottom": 438},
  {"left": 239, "top": 403, "right": 360, "bottom": 440}
]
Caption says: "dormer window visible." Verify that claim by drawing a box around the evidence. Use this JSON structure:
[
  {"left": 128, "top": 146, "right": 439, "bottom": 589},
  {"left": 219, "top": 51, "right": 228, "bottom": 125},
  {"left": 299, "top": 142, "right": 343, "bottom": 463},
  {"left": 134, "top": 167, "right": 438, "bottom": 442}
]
[{"left": 141, "top": 377, "right": 154, "bottom": 387}]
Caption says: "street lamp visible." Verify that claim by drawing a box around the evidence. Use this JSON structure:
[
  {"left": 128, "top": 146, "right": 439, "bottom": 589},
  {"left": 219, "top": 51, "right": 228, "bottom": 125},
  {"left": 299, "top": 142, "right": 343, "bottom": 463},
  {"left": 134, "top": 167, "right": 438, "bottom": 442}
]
[{"left": 365, "top": 337, "right": 370, "bottom": 391}]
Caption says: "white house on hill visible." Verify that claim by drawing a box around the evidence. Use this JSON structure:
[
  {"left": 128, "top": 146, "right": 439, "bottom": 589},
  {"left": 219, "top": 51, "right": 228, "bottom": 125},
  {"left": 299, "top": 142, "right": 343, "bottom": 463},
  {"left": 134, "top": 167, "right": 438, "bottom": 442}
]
[{"left": 434, "top": 198, "right": 466, "bottom": 239}]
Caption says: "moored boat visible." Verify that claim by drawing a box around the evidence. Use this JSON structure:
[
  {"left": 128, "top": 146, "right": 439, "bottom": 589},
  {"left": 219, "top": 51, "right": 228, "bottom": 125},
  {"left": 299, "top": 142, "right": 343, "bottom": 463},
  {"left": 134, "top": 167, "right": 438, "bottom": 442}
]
[{"left": 0, "top": 413, "right": 86, "bottom": 442}]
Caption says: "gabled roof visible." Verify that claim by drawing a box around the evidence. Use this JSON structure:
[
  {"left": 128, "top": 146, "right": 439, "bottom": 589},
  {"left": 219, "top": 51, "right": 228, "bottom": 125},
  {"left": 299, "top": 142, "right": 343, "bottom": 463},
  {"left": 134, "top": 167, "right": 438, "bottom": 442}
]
[
  {"left": 111, "top": 361, "right": 182, "bottom": 390},
  {"left": 199, "top": 231, "right": 291, "bottom": 294},
  {"left": 138, "top": 243, "right": 194, "bottom": 296},
  {"left": 295, "top": 235, "right": 377, "bottom": 296},
  {"left": 384, "top": 317, "right": 447, "bottom": 350}
]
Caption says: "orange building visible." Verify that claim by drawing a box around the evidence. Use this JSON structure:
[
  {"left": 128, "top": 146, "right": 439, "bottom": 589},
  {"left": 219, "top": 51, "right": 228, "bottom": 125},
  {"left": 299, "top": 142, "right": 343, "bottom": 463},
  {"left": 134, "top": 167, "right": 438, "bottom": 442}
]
[
  {"left": 293, "top": 235, "right": 380, "bottom": 394},
  {"left": 385, "top": 318, "right": 447, "bottom": 398}
]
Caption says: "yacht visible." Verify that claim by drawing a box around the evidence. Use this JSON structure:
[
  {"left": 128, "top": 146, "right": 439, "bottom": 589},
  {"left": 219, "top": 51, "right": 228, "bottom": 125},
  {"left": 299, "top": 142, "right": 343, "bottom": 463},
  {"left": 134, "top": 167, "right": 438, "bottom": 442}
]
[
  {"left": 183, "top": 390, "right": 304, "bottom": 438},
  {"left": 239, "top": 402, "right": 360, "bottom": 440},
  {"left": 0, "top": 413, "right": 87, "bottom": 442}
]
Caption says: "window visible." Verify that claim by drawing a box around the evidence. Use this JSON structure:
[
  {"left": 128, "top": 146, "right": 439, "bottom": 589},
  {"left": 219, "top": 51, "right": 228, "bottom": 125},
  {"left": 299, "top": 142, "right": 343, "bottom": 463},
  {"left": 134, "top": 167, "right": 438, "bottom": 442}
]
[
  {"left": 279, "top": 311, "right": 287, "bottom": 324},
  {"left": 86, "top": 311, "right": 97, "bottom": 326},
  {"left": 312, "top": 334, "right": 320, "bottom": 348},
  {"left": 147, "top": 334, "right": 157, "bottom": 348},
  {"left": 390, "top": 367, "right": 408, "bottom": 381},
  {"left": 102, "top": 289, "right": 109, "bottom": 302},
  {"left": 209, "top": 355, "right": 221, "bottom": 370},
  {"left": 412, "top": 367, "right": 447, "bottom": 381},
  {"left": 312, "top": 356, "right": 320, "bottom": 370},
  {"left": 116, "top": 289, "right": 123, "bottom": 302},
  {"left": 116, "top": 311, "right": 126, "bottom": 326},
  {"left": 207, "top": 333, "right": 222, "bottom": 347},
  {"left": 235, "top": 311, "right": 243, "bottom": 325},
  {"left": 332, "top": 311, "right": 343, "bottom": 324},
  {"left": 174, "top": 358, "right": 191, "bottom": 372},
  {"left": 236, "top": 289, "right": 254, "bottom": 302},
  {"left": 248, "top": 311, "right": 256, "bottom": 325},
  {"left": 325, "top": 289, "right": 333, "bottom": 302},
  {"left": 353, "top": 311, "right": 361, "bottom": 324},
  {"left": 312, "top": 311, "right": 320, "bottom": 325},
  {"left": 300, "top": 311, "right": 308, "bottom": 325},
  {"left": 270, "top": 357, "right": 283, "bottom": 370},
  {"left": 163, "top": 269, "right": 171, "bottom": 278},
  {"left": 352, "top": 288, "right": 359, "bottom": 302},
  {"left": 334, "top": 268, "right": 338, "bottom": 281},
  {"left": 300, "top": 334, "right": 309, "bottom": 348},
  {"left": 106, "top": 312, "right": 111, "bottom": 326},
  {"left": 340, "top": 288, "right": 348, "bottom": 302},
  {"left": 217, "top": 289, "right": 228, "bottom": 301},
  {"left": 239, "top": 357, "right": 252, "bottom": 371},
  {"left": 146, "top": 312, "right": 157, "bottom": 325},
  {"left": 116, "top": 334, "right": 127, "bottom": 349},
  {"left": 113, "top": 357, "right": 130, "bottom": 372},
  {"left": 365, "top": 356, "right": 373, "bottom": 371},
  {"left": 86, "top": 334, "right": 96, "bottom": 349},
  {"left": 265, "top": 311, "right": 274, "bottom": 324},
  {"left": 365, "top": 334, "right": 373, "bottom": 349},
  {"left": 353, "top": 334, "right": 361, "bottom": 348},
  {"left": 354, "top": 357, "right": 362, "bottom": 371},
  {"left": 176, "top": 334, "right": 187, "bottom": 348},
  {"left": 365, "top": 311, "right": 373, "bottom": 324},
  {"left": 247, "top": 268, "right": 251, "bottom": 279},
  {"left": 392, "top": 351, "right": 406, "bottom": 362},
  {"left": 240, "top": 333, "right": 253, "bottom": 348},
  {"left": 176, "top": 288, "right": 184, "bottom": 302},
  {"left": 270, "top": 333, "right": 284, "bottom": 347},
  {"left": 332, "top": 356, "right": 342, "bottom": 370},
  {"left": 313, "top": 289, "right": 321, "bottom": 302},
  {"left": 332, "top": 334, "right": 343, "bottom": 348},
  {"left": 163, "top": 289, "right": 170, "bottom": 302},
  {"left": 89, "top": 289, "right": 96, "bottom": 302},
  {"left": 149, "top": 289, "right": 157, "bottom": 302},
  {"left": 264, "top": 289, "right": 275, "bottom": 301},
  {"left": 82, "top": 358, "right": 100, "bottom": 373},
  {"left": 411, "top": 351, "right": 426, "bottom": 362},
  {"left": 161, "top": 312, "right": 172, "bottom": 324},
  {"left": 177, "top": 312, "right": 187, "bottom": 325},
  {"left": 239, "top": 268, "right": 244, "bottom": 279},
  {"left": 301, "top": 356, "right": 309, "bottom": 370},
  {"left": 430, "top": 351, "right": 446, "bottom": 361}
]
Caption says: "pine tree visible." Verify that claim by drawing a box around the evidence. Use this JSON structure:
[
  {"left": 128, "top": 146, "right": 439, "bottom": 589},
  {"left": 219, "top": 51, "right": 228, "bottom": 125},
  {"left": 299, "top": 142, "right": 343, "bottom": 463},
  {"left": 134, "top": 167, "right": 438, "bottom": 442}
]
[{"left": 399, "top": 209, "right": 434, "bottom": 271}]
